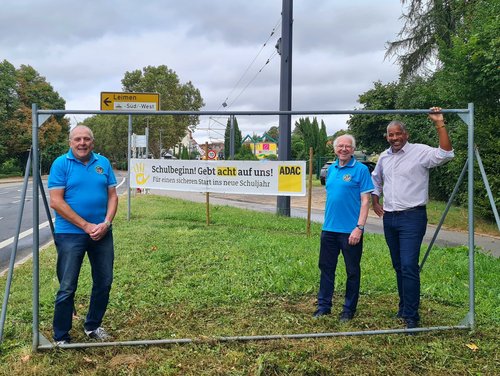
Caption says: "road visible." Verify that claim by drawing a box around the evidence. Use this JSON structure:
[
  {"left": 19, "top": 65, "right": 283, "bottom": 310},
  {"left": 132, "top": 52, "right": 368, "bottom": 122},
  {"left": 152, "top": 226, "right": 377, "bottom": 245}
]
[
  {"left": 0, "top": 179, "right": 52, "bottom": 274},
  {"left": 0, "top": 173, "right": 128, "bottom": 275}
]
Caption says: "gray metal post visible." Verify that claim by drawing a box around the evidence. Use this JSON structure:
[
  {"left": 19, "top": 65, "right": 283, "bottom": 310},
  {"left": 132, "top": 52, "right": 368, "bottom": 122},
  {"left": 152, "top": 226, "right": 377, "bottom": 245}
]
[
  {"left": 32, "top": 104, "right": 40, "bottom": 351},
  {"left": 38, "top": 172, "right": 55, "bottom": 236},
  {"left": 277, "top": 0, "right": 293, "bottom": 216},
  {"left": 128, "top": 115, "right": 132, "bottom": 221},
  {"left": 467, "top": 103, "right": 475, "bottom": 329},
  {"left": 229, "top": 115, "right": 235, "bottom": 159},
  {"left": 145, "top": 123, "right": 149, "bottom": 159},
  {"left": 474, "top": 147, "right": 500, "bottom": 231},
  {"left": 0, "top": 149, "right": 32, "bottom": 344}
]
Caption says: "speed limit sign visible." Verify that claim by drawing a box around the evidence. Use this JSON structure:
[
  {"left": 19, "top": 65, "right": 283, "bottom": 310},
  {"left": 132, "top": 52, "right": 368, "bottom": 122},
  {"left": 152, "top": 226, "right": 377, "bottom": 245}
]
[{"left": 207, "top": 150, "right": 216, "bottom": 160}]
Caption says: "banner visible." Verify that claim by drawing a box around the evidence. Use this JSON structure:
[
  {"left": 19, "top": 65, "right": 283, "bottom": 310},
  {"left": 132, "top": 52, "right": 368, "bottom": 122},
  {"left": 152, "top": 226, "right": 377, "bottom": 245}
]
[{"left": 130, "top": 159, "right": 306, "bottom": 196}]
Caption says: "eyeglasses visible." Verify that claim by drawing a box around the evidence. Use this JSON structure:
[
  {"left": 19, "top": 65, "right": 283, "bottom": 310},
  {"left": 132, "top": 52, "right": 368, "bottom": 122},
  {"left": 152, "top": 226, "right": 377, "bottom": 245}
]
[{"left": 335, "top": 144, "right": 353, "bottom": 150}]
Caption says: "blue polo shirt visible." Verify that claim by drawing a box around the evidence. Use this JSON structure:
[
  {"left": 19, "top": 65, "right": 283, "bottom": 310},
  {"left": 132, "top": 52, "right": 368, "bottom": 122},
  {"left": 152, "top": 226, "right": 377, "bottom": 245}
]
[
  {"left": 323, "top": 157, "right": 374, "bottom": 233},
  {"left": 48, "top": 149, "right": 117, "bottom": 234}
]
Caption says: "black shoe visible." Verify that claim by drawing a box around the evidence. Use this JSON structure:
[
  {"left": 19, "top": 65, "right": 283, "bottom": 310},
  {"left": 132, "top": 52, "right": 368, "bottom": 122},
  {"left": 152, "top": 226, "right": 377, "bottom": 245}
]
[
  {"left": 313, "top": 309, "right": 331, "bottom": 318},
  {"left": 405, "top": 319, "right": 419, "bottom": 329},
  {"left": 405, "top": 319, "right": 419, "bottom": 335},
  {"left": 339, "top": 311, "right": 354, "bottom": 322}
]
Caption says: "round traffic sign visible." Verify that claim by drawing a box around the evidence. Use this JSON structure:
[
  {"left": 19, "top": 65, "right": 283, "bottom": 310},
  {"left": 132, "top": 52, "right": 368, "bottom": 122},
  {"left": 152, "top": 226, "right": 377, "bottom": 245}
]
[{"left": 207, "top": 150, "right": 216, "bottom": 160}]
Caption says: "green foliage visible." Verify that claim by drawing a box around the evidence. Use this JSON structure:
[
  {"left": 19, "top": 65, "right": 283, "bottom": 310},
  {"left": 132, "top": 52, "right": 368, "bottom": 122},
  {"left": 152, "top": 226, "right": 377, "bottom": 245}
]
[
  {"left": 292, "top": 117, "right": 331, "bottom": 167},
  {"left": 234, "top": 144, "right": 258, "bottom": 160},
  {"left": 266, "top": 125, "right": 279, "bottom": 140},
  {"left": 386, "top": 0, "right": 467, "bottom": 80},
  {"left": 223, "top": 116, "right": 242, "bottom": 159},
  {"left": 0, "top": 158, "right": 21, "bottom": 175},
  {"left": 0, "top": 60, "right": 69, "bottom": 173},
  {"left": 347, "top": 81, "right": 401, "bottom": 154},
  {"left": 351, "top": 0, "right": 499, "bottom": 218},
  {"left": 84, "top": 65, "right": 205, "bottom": 165},
  {"left": 83, "top": 114, "right": 130, "bottom": 165}
]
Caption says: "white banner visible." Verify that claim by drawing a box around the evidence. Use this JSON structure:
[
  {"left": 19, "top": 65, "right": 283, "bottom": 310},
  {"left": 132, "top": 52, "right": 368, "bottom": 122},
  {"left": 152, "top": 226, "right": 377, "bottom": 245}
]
[{"left": 130, "top": 159, "right": 306, "bottom": 196}]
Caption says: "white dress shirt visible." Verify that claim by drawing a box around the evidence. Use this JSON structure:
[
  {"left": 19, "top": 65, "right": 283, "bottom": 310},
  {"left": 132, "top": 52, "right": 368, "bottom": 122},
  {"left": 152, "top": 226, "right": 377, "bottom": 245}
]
[{"left": 371, "top": 142, "right": 454, "bottom": 212}]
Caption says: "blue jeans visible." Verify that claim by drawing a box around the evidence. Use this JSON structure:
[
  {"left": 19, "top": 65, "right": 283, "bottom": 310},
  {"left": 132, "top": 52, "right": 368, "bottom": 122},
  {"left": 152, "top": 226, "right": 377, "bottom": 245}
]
[
  {"left": 317, "top": 231, "right": 363, "bottom": 314},
  {"left": 53, "top": 232, "right": 114, "bottom": 342},
  {"left": 383, "top": 207, "right": 427, "bottom": 322}
]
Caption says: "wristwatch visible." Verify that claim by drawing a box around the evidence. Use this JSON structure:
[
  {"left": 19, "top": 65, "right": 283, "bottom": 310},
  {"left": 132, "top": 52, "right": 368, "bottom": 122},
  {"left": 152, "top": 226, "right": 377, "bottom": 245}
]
[
  {"left": 356, "top": 224, "right": 365, "bottom": 231},
  {"left": 104, "top": 220, "right": 112, "bottom": 228}
]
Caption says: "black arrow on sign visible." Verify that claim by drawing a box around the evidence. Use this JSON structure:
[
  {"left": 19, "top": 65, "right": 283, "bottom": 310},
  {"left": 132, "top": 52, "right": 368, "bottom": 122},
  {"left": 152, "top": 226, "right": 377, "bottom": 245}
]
[{"left": 103, "top": 97, "right": 111, "bottom": 107}]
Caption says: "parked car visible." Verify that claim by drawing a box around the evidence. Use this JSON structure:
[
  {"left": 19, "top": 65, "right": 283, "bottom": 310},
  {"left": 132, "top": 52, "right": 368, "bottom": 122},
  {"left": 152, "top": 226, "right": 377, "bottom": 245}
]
[{"left": 320, "top": 160, "right": 376, "bottom": 185}]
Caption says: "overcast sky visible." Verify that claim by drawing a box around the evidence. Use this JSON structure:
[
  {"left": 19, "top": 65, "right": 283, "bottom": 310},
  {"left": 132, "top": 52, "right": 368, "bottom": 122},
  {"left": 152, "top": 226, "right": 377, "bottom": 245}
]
[{"left": 1, "top": 0, "right": 404, "bottom": 144}]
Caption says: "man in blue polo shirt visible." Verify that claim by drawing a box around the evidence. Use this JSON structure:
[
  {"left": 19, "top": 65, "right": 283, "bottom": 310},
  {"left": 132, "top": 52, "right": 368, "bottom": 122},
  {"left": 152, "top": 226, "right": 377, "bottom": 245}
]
[
  {"left": 314, "top": 134, "right": 374, "bottom": 321},
  {"left": 48, "top": 125, "right": 118, "bottom": 345}
]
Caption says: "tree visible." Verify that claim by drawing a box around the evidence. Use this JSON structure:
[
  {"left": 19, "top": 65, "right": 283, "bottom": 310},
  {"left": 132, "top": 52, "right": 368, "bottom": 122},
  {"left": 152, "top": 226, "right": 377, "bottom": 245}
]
[
  {"left": 266, "top": 125, "right": 279, "bottom": 141},
  {"left": 223, "top": 116, "right": 242, "bottom": 159},
  {"left": 234, "top": 144, "right": 258, "bottom": 160},
  {"left": 347, "top": 81, "right": 400, "bottom": 154},
  {"left": 386, "top": 0, "right": 469, "bottom": 80},
  {"left": 84, "top": 65, "right": 204, "bottom": 165},
  {"left": 0, "top": 61, "right": 69, "bottom": 174}
]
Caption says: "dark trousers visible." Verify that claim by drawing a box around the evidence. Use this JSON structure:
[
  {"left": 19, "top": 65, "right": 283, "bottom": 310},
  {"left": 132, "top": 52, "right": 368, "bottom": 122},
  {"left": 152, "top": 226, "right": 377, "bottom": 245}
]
[
  {"left": 383, "top": 207, "right": 427, "bottom": 322},
  {"left": 317, "top": 231, "right": 363, "bottom": 314},
  {"left": 53, "top": 232, "right": 114, "bottom": 342}
]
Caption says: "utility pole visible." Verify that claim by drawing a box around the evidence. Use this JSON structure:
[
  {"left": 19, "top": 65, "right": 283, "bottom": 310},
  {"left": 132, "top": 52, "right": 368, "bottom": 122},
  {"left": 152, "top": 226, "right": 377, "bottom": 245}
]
[
  {"left": 230, "top": 115, "right": 235, "bottom": 159},
  {"left": 277, "top": 0, "right": 293, "bottom": 216}
]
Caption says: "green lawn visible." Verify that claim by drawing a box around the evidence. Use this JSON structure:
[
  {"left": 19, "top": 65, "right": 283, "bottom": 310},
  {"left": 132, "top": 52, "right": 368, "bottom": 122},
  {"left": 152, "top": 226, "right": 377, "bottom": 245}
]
[{"left": 0, "top": 195, "right": 498, "bottom": 375}]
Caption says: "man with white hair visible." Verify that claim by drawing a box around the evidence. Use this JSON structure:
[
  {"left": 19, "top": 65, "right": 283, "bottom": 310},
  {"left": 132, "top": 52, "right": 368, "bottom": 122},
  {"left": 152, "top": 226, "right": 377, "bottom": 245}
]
[{"left": 314, "top": 134, "right": 374, "bottom": 321}]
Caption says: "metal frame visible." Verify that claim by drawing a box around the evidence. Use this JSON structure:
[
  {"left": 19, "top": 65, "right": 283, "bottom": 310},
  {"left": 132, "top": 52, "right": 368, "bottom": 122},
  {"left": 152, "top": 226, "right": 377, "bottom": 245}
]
[{"left": 11, "top": 105, "right": 479, "bottom": 350}]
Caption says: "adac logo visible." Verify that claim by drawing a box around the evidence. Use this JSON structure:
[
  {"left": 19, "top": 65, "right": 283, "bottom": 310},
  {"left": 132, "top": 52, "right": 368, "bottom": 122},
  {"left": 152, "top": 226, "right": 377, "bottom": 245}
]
[
  {"left": 343, "top": 174, "right": 352, "bottom": 182},
  {"left": 95, "top": 166, "right": 104, "bottom": 174}
]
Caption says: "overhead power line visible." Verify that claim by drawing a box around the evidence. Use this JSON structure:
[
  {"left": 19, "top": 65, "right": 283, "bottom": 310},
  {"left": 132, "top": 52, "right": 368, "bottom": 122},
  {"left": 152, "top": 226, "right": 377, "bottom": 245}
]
[{"left": 219, "top": 17, "right": 281, "bottom": 110}]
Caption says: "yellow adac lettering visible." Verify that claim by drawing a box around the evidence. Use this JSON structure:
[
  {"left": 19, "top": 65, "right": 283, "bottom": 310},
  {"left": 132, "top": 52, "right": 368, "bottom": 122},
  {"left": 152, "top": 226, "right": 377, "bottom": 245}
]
[{"left": 279, "top": 166, "right": 301, "bottom": 175}]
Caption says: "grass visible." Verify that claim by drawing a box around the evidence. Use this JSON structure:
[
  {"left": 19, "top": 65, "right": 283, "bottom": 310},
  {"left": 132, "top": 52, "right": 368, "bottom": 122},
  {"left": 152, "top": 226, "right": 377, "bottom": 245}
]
[{"left": 0, "top": 195, "right": 499, "bottom": 375}]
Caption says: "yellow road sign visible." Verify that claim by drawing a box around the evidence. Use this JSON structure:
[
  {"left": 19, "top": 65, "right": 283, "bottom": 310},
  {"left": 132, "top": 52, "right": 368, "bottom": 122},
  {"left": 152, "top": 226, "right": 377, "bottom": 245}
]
[{"left": 100, "top": 92, "right": 160, "bottom": 111}]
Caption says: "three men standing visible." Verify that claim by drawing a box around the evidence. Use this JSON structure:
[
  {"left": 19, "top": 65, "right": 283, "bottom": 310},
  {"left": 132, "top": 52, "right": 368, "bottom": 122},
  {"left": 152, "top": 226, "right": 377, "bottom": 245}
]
[{"left": 48, "top": 125, "right": 118, "bottom": 344}]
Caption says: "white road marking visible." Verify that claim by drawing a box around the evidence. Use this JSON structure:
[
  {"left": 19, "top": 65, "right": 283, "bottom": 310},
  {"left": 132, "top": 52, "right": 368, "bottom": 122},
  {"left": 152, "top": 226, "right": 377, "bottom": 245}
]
[{"left": 0, "top": 220, "right": 53, "bottom": 249}]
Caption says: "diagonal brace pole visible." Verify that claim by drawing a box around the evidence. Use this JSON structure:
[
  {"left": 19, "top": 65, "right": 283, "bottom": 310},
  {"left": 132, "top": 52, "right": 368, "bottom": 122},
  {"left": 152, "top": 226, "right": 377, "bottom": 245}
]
[
  {"left": 420, "top": 159, "right": 468, "bottom": 271},
  {"left": 474, "top": 147, "right": 500, "bottom": 232}
]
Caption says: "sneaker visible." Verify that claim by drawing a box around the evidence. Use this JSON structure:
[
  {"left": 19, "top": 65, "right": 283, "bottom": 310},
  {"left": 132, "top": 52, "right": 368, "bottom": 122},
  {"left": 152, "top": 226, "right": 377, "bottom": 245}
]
[
  {"left": 85, "top": 327, "right": 111, "bottom": 341},
  {"left": 312, "top": 309, "right": 331, "bottom": 318},
  {"left": 55, "top": 339, "right": 70, "bottom": 346},
  {"left": 339, "top": 311, "right": 354, "bottom": 322}
]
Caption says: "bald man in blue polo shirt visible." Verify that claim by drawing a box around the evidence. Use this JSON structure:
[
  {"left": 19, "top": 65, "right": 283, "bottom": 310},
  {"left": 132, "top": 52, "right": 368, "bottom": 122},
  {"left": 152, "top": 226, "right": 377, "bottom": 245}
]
[
  {"left": 314, "top": 134, "right": 374, "bottom": 321},
  {"left": 48, "top": 125, "right": 118, "bottom": 345}
]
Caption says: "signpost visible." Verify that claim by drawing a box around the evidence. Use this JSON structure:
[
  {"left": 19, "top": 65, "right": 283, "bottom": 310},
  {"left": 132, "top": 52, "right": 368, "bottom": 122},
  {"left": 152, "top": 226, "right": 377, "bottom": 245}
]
[{"left": 100, "top": 92, "right": 160, "bottom": 111}]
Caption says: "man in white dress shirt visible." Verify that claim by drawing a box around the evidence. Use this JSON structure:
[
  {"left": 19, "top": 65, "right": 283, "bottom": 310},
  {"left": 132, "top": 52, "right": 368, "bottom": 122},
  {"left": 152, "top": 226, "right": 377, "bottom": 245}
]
[{"left": 371, "top": 107, "right": 454, "bottom": 329}]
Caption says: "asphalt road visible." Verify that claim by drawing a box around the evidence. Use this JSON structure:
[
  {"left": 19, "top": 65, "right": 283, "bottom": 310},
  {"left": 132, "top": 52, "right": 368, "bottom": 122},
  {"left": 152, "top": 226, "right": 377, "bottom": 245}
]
[
  {"left": 0, "top": 179, "right": 52, "bottom": 274},
  {"left": 0, "top": 173, "right": 128, "bottom": 275}
]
